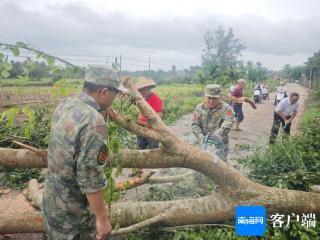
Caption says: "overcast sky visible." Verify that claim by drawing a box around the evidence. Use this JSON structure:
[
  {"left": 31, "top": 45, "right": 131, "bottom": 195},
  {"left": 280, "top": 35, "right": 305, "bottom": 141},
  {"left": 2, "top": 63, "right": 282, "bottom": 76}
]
[{"left": 1, "top": 0, "right": 320, "bottom": 71}]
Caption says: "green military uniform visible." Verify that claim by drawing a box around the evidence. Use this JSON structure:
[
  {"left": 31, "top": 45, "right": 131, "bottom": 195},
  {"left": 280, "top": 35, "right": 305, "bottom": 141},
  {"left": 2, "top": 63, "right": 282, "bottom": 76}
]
[
  {"left": 42, "top": 65, "right": 125, "bottom": 239},
  {"left": 191, "top": 84, "right": 234, "bottom": 161}
]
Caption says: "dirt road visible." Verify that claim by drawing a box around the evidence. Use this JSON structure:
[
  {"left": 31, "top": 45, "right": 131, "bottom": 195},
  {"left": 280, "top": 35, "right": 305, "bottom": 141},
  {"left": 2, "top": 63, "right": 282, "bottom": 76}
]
[
  {"left": 170, "top": 83, "right": 310, "bottom": 174},
  {"left": 0, "top": 83, "right": 310, "bottom": 240}
]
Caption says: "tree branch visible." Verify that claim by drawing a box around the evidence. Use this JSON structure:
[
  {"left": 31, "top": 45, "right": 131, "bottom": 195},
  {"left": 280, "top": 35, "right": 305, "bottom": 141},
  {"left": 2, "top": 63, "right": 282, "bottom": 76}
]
[
  {"left": 149, "top": 171, "right": 193, "bottom": 184},
  {"left": 26, "top": 179, "right": 43, "bottom": 209},
  {"left": 0, "top": 42, "right": 80, "bottom": 69},
  {"left": 122, "top": 77, "right": 164, "bottom": 130},
  {"left": 111, "top": 212, "right": 168, "bottom": 236},
  {"left": 1, "top": 182, "right": 320, "bottom": 234},
  {"left": 0, "top": 147, "right": 47, "bottom": 168},
  {"left": 121, "top": 77, "right": 179, "bottom": 149},
  {"left": 107, "top": 108, "right": 161, "bottom": 141},
  {"left": 116, "top": 171, "right": 155, "bottom": 191}
]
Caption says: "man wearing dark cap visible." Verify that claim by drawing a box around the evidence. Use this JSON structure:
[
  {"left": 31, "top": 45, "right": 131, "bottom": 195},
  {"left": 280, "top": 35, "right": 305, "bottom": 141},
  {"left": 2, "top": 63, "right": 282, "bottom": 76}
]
[
  {"left": 192, "top": 84, "right": 234, "bottom": 161},
  {"left": 42, "top": 65, "right": 126, "bottom": 240}
]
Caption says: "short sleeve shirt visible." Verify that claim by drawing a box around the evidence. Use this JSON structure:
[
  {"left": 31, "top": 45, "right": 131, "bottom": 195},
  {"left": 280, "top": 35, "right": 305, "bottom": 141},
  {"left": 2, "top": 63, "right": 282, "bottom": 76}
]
[
  {"left": 42, "top": 91, "right": 108, "bottom": 231},
  {"left": 276, "top": 97, "right": 299, "bottom": 117},
  {"left": 138, "top": 92, "right": 163, "bottom": 125},
  {"left": 229, "top": 85, "right": 235, "bottom": 93},
  {"left": 231, "top": 85, "right": 243, "bottom": 98}
]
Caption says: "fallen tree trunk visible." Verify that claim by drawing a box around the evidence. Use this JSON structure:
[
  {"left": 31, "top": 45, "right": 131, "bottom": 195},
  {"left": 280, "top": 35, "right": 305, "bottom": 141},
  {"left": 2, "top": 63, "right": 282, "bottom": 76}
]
[
  {"left": 148, "top": 171, "right": 193, "bottom": 184},
  {"left": 0, "top": 77, "right": 319, "bottom": 234},
  {"left": 1, "top": 178, "right": 320, "bottom": 234}
]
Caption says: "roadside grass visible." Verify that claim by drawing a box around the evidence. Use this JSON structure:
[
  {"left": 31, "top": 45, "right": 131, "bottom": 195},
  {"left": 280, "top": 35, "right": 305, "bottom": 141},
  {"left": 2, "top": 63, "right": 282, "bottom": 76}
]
[{"left": 240, "top": 90, "right": 320, "bottom": 191}]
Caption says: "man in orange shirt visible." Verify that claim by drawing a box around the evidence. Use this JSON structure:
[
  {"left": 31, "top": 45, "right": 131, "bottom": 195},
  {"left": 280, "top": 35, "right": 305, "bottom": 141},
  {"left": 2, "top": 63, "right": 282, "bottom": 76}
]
[{"left": 135, "top": 78, "right": 163, "bottom": 149}]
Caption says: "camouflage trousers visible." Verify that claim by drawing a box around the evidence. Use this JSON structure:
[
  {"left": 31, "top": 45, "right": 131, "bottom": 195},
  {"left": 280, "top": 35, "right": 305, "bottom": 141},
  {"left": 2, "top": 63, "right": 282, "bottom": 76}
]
[
  {"left": 200, "top": 138, "right": 229, "bottom": 162},
  {"left": 42, "top": 194, "right": 96, "bottom": 240},
  {"left": 195, "top": 136, "right": 229, "bottom": 162},
  {"left": 43, "top": 216, "right": 96, "bottom": 240},
  {"left": 215, "top": 143, "right": 229, "bottom": 162}
]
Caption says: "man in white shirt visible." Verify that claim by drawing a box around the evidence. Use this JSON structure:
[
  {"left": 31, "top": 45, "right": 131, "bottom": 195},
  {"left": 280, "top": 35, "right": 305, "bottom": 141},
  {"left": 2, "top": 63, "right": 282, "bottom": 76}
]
[{"left": 269, "top": 92, "right": 299, "bottom": 144}]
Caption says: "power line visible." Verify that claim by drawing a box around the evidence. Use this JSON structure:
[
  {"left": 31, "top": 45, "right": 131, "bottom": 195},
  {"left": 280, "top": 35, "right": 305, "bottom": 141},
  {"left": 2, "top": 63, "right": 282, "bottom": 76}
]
[
  {"left": 56, "top": 54, "right": 159, "bottom": 69},
  {"left": 56, "top": 53, "right": 115, "bottom": 59},
  {"left": 122, "top": 56, "right": 183, "bottom": 69},
  {"left": 122, "top": 56, "right": 149, "bottom": 63},
  {"left": 121, "top": 62, "right": 149, "bottom": 68},
  {"left": 63, "top": 58, "right": 109, "bottom": 63},
  {"left": 2, "top": 50, "right": 186, "bottom": 71}
]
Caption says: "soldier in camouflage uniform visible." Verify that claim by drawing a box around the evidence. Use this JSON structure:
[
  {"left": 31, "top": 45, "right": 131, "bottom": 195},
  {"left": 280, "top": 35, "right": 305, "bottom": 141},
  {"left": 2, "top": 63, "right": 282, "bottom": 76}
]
[
  {"left": 42, "top": 65, "right": 126, "bottom": 240},
  {"left": 191, "top": 84, "right": 234, "bottom": 161}
]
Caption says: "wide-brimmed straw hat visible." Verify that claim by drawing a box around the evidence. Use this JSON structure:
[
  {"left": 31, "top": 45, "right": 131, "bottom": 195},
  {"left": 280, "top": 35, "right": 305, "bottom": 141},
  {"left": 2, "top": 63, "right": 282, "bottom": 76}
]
[
  {"left": 135, "top": 78, "right": 156, "bottom": 90},
  {"left": 237, "top": 79, "right": 246, "bottom": 83}
]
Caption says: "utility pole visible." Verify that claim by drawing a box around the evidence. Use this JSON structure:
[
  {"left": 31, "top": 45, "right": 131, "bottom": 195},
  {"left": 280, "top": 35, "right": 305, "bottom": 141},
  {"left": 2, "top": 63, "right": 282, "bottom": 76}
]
[
  {"left": 119, "top": 55, "right": 122, "bottom": 74},
  {"left": 114, "top": 57, "right": 118, "bottom": 70},
  {"left": 309, "top": 69, "right": 313, "bottom": 88},
  {"left": 148, "top": 57, "right": 151, "bottom": 73}
]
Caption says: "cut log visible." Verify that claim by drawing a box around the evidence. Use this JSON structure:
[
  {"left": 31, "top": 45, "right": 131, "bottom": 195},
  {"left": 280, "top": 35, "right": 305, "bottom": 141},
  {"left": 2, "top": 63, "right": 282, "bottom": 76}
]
[{"left": 0, "top": 77, "right": 319, "bottom": 234}]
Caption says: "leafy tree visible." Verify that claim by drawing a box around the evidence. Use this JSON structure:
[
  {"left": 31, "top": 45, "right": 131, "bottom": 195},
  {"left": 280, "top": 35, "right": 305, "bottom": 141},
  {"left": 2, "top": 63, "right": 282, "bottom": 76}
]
[
  {"left": 9, "top": 61, "right": 23, "bottom": 78},
  {"left": 202, "top": 26, "right": 246, "bottom": 84},
  {"left": 195, "top": 69, "right": 206, "bottom": 92},
  {"left": 305, "top": 50, "right": 320, "bottom": 88}
]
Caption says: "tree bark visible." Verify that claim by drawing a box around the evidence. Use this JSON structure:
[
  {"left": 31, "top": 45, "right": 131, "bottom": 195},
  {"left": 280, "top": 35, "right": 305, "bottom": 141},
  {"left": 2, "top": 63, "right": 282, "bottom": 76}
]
[{"left": 0, "top": 77, "right": 319, "bottom": 234}]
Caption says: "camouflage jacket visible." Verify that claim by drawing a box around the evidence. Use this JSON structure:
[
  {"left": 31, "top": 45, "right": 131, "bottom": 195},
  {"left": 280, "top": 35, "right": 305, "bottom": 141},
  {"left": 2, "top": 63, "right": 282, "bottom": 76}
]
[
  {"left": 42, "top": 91, "right": 108, "bottom": 233},
  {"left": 191, "top": 102, "right": 234, "bottom": 144}
]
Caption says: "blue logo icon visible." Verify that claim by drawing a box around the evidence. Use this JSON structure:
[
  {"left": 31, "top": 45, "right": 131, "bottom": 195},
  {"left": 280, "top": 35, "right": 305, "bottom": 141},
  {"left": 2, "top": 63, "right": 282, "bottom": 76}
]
[{"left": 235, "top": 206, "right": 266, "bottom": 236}]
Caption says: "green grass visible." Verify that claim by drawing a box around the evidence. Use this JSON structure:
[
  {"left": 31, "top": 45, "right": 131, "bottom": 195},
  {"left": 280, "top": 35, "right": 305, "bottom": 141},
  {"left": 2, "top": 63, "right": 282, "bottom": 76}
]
[
  {"left": 239, "top": 90, "right": 320, "bottom": 191},
  {"left": 154, "top": 83, "right": 203, "bottom": 123},
  {"left": 300, "top": 91, "right": 320, "bottom": 125},
  {"left": 0, "top": 81, "right": 203, "bottom": 117}
]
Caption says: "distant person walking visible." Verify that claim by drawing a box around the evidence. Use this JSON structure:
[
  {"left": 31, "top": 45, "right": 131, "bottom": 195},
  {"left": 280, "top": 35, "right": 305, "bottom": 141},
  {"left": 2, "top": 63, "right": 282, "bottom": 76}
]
[
  {"left": 230, "top": 79, "right": 246, "bottom": 131},
  {"left": 227, "top": 81, "right": 237, "bottom": 104},
  {"left": 269, "top": 92, "right": 300, "bottom": 144}
]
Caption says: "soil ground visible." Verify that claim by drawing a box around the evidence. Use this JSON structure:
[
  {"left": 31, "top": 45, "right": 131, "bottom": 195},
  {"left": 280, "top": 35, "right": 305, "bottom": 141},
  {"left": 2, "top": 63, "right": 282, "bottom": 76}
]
[{"left": 0, "top": 83, "right": 310, "bottom": 239}]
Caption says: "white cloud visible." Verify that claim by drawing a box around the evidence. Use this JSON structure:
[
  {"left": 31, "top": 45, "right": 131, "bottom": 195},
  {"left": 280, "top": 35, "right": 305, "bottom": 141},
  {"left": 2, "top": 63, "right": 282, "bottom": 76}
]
[{"left": 0, "top": 0, "right": 319, "bottom": 70}]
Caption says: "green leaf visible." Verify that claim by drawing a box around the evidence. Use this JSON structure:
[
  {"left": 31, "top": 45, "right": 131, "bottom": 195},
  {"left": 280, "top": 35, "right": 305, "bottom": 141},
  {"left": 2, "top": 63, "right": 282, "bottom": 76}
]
[
  {"left": 46, "top": 56, "right": 55, "bottom": 65},
  {"left": 16, "top": 42, "right": 27, "bottom": 48},
  {"left": 11, "top": 47, "right": 20, "bottom": 57},
  {"left": 22, "top": 67, "right": 30, "bottom": 75},
  {"left": 3, "top": 107, "right": 19, "bottom": 128},
  {"left": 3, "top": 61, "right": 12, "bottom": 71},
  {"left": 114, "top": 223, "right": 121, "bottom": 231},
  {"left": 36, "top": 52, "right": 42, "bottom": 59},
  {"left": 1, "top": 69, "right": 10, "bottom": 78}
]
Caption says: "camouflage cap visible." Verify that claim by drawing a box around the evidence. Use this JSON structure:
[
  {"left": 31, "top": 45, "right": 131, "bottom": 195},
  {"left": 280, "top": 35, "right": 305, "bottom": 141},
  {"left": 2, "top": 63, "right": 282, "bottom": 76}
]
[
  {"left": 85, "top": 65, "right": 127, "bottom": 92},
  {"left": 205, "top": 84, "right": 221, "bottom": 98}
]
